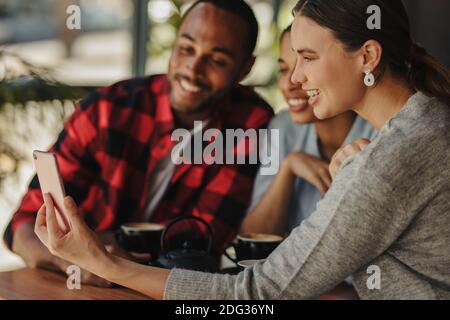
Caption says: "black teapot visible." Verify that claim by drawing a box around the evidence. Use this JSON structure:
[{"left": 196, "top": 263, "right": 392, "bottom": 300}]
[{"left": 151, "top": 216, "right": 220, "bottom": 273}]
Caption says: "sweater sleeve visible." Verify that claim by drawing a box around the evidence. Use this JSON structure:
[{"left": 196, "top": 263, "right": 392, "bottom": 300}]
[{"left": 163, "top": 150, "right": 416, "bottom": 300}]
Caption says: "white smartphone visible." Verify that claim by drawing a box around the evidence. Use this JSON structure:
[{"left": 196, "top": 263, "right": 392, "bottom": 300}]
[{"left": 33, "top": 150, "right": 70, "bottom": 233}]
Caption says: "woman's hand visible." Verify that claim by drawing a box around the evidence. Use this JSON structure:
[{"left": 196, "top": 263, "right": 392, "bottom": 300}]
[
  {"left": 34, "top": 194, "right": 111, "bottom": 278},
  {"left": 34, "top": 194, "right": 170, "bottom": 300},
  {"left": 329, "top": 139, "right": 371, "bottom": 179},
  {"left": 285, "top": 152, "right": 333, "bottom": 195}
]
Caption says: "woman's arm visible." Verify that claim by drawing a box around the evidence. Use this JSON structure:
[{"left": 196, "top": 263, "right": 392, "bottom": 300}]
[
  {"left": 34, "top": 194, "right": 170, "bottom": 299},
  {"left": 34, "top": 141, "right": 378, "bottom": 300},
  {"left": 164, "top": 158, "right": 410, "bottom": 300},
  {"left": 240, "top": 158, "right": 295, "bottom": 235},
  {"left": 97, "top": 254, "right": 169, "bottom": 300},
  {"left": 35, "top": 144, "right": 413, "bottom": 300}
]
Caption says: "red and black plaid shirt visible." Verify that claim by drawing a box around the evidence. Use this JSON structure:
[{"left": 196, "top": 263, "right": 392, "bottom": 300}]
[{"left": 4, "top": 74, "right": 273, "bottom": 256}]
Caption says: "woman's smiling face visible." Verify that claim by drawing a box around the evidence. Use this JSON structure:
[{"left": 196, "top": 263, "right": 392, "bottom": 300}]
[
  {"left": 278, "top": 30, "right": 318, "bottom": 124},
  {"left": 290, "top": 15, "right": 366, "bottom": 120}
]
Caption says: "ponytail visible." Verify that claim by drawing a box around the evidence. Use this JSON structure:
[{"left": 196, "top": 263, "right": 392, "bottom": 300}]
[{"left": 408, "top": 43, "right": 450, "bottom": 105}]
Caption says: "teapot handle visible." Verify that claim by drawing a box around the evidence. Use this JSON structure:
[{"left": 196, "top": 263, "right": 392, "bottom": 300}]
[{"left": 160, "top": 216, "right": 214, "bottom": 255}]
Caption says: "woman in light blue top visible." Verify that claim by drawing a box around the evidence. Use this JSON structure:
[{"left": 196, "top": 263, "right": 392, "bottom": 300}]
[{"left": 241, "top": 26, "right": 377, "bottom": 236}]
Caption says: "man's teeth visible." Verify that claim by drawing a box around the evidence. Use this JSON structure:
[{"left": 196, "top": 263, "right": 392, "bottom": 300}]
[
  {"left": 288, "top": 98, "right": 307, "bottom": 107},
  {"left": 180, "top": 79, "right": 201, "bottom": 93},
  {"left": 306, "top": 89, "right": 320, "bottom": 98}
]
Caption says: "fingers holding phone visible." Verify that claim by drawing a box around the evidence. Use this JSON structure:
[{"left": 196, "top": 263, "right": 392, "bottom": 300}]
[{"left": 33, "top": 150, "right": 70, "bottom": 233}]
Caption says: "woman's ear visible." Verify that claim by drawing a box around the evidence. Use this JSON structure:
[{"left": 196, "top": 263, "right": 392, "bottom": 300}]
[{"left": 361, "top": 40, "right": 383, "bottom": 72}]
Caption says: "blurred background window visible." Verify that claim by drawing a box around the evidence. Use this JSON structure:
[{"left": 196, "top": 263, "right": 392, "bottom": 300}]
[
  {"left": 0, "top": 0, "right": 133, "bottom": 85},
  {"left": 0, "top": 0, "right": 448, "bottom": 271},
  {"left": 0, "top": 0, "right": 134, "bottom": 270}
]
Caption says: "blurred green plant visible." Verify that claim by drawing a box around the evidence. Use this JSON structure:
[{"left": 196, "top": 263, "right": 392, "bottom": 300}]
[
  {"left": 0, "top": 50, "right": 90, "bottom": 192},
  {"left": 0, "top": 51, "right": 89, "bottom": 105}
]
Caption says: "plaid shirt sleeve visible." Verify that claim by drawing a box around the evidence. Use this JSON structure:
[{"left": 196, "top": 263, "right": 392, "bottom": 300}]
[{"left": 3, "top": 89, "right": 105, "bottom": 250}]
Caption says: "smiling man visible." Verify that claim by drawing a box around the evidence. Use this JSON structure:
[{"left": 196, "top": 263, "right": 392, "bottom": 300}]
[
  {"left": 168, "top": 0, "right": 264, "bottom": 127},
  {"left": 3, "top": 0, "right": 273, "bottom": 286}
]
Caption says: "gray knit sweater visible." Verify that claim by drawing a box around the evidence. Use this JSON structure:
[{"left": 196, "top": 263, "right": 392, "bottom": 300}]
[{"left": 164, "top": 92, "right": 450, "bottom": 300}]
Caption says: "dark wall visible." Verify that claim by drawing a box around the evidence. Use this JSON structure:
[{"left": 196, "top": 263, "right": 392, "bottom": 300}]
[{"left": 403, "top": 0, "right": 450, "bottom": 67}]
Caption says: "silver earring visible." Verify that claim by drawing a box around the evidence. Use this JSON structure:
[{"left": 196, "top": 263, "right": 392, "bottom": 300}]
[{"left": 364, "top": 69, "right": 375, "bottom": 87}]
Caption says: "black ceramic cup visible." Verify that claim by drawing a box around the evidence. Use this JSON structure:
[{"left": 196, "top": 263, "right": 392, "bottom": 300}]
[
  {"left": 224, "top": 233, "right": 283, "bottom": 264},
  {"left": 115, "top": 222, "right": 165, "bottom": 259}
]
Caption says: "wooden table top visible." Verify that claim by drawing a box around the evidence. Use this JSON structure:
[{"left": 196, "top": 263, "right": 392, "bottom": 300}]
[
  {"left": 0, "top": 268, "right": 359, "bottom": 300},
  {"left": 0, "top": 268, "right": 150, "bottom": 300}
]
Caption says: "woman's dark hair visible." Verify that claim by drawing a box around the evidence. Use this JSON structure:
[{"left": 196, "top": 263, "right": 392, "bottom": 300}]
[
  {"left": 182, "top": 0, "right": 259, "bottom": 58},
  {"left": 293, "top": 0, "right": 450, "bottom": 105}
]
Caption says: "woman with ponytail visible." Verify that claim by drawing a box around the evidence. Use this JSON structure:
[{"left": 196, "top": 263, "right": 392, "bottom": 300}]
[{"left": 33, "top": 0, "right": 450, "bottom": 300}]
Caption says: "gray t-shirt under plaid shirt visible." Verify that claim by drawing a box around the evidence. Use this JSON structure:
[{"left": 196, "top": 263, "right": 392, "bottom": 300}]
[{"left": 164, "top": 92, "right": 450, "bottom": 300}]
